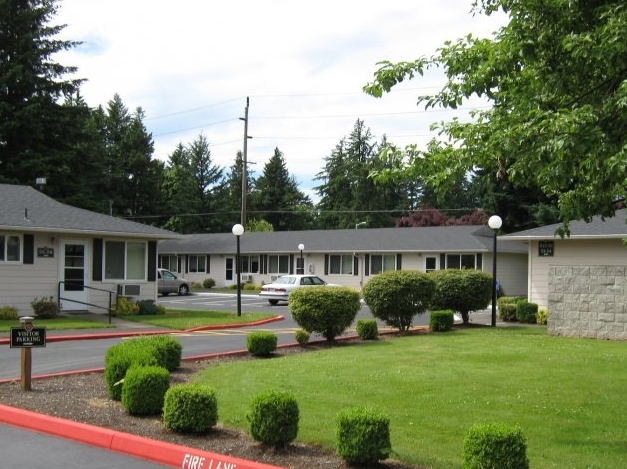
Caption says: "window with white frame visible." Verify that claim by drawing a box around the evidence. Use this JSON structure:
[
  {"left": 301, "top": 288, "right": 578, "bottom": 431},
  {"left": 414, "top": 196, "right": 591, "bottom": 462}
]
[
  {"left": 188, "top": 255, "right": 207, "bottom": 273},
  {"left": 268, "top": 255, "right": 289, "bottom": 274},
  {"left": 159, "top": 255, "right": 179, "bottom": 272},
  {"left": 445, "top": 253, "right": 480, "bottom": 270},
  {"left": 104, "top": 240, "right": 146, "bottom": 280},
  {"left": 370, "top": 254, "right": 396, "bottom": 275},
  {"left": 329, "top": 254, "right": 353, "bottom": 275},
  {"left": 0, "top": 234, "right": 21, "bottom": 263},
  {"left": 240, "top": 255, "right": 259, "bottom": 273}
]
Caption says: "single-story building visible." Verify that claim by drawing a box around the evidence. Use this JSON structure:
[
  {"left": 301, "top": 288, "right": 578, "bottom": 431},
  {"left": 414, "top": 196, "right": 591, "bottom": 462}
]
[
  {"left": 501, "top": 211, "right": 627, "bottom": 340},
  {"left": 0, "top": 184, "right": 180, "bottom": 315},
  {"left": 158, "top": 225, "right": 529, "bottom": 296}
]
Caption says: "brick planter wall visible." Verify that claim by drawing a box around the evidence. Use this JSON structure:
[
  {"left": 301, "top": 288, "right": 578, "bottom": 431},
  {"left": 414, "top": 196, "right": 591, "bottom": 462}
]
[{"left": 548, "top": 265, "right": 627, "bottom": 340}]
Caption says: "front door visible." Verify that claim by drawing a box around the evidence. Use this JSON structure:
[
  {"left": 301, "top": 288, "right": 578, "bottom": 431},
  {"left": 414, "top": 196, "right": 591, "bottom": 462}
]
[
  {"left": 59, "top": 240, "right": 89, "bottom": 311},
  {"left": 225, "top": 257, "right": 235, "bottom": 285}
]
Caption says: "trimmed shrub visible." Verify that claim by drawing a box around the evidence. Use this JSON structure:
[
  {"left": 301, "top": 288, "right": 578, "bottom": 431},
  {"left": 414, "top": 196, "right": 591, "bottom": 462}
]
[
  {"left": 121, "top": 365, "right": 170, "bottom": 415},
  {"left": 430, "top": 309, "right": 455, "bottom": 332},
  {"left": 134, "top": 335, "right": 183, "bottom": 371},
  {"left": 243, "top": 283, "right": 260, "bottom": 291},
  {"left": 31, "top": 296, "right": 58, "bottom": 319},
  {"left": 0, "top": 305, "right": 19, "bottom": 320},
  {"left": 462, "top": 423, "right": 529, "bottom": 469},
  {"left": 247, "top": 331, "right": 278, "bottom": 356},
  {"left": 499, "top": 303, "right": 518, "bottom": 322},
  {"left": 136, "top": 299, "right": 164, "bottom": 315},
  {"left": 115, "top": 296, "right": 140, "bottom": 316},
  {"left": 429, "top": 269, "right": 492, "bottom": 325},
  {"left": 203, "top": 278, "right": 216, "bottom": 289},
  {"left": 247, "top": 390, "right": 299, "bottom": 448},
  {"left": 356, "top": 318, "right": 379, "bottom": 340},
  {"left": 295, "top": 328, "right": 310, "bottom": 346},
  {"left": 516, "top": 300, "right": 538, "bottom": 323},
  {"left": 336, "top": 406, "right": 391, "bottom": 465},
  {"left": 362, "top": 270, "right": 435, "bottom": 333},
  {"left": 289, "top": 287, "right": 361, "bottom": 342},
  {"left": 537, "top": 307, "right": 549, "bottom": 325},
  {"left": 163, "top": 384, "right": 218, "bottom": 433},
  {"left": 104, "top": 341, "right": 159, "bottom": 400}
]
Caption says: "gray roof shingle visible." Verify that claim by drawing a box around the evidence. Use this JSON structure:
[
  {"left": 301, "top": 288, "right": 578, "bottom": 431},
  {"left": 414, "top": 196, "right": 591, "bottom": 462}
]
[{"left": 0, "top": 184, "right": 179, "bottom": 239}]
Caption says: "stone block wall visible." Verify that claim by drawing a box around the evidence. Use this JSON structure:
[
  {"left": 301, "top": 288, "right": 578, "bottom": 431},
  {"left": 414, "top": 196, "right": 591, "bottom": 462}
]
[{"left": 548, "top": 265, "right": 627, "bottom": 340}]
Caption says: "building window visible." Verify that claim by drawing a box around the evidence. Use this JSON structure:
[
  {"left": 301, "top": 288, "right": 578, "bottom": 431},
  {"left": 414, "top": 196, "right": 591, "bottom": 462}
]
[
  {"left": 329, "top": 254, "right": 353, "bottom": 275},
  {"left": 188, "top": 255, "right": 207, "bottom": 273},
  {"left": 268, "top": 255, "right": 289, "bottom": 274},
  {"left": 159, "top": 255, "right": 179, "bottom": 272},
  {"left": 240, "top": 255, "right": 259, "bottom": 274},
  {"left": 370, "top": 254, "right": 396, "bottom": 275},
  {"left": 425, "top": 256, "right": 437, "bottom": 273},
  {"left": 445, "top": 253, "right": 479, "bottom": 270},
  {"left": 104, "top": 240, "right": 146, "bottom": 280},
  {"left": 0, "top": 234, "right": 21, "bottom": 263}
]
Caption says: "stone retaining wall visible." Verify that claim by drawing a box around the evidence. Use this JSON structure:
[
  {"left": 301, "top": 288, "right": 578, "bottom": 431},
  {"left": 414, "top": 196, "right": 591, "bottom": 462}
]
[{"left": 548, "top": 265, "right": 627, "bottom": 340}]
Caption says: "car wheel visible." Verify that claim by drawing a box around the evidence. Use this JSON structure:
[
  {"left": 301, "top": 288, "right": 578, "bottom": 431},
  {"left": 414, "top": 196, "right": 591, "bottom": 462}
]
[
  {"left": 178, "top": 284, "right": 189, "bottom": 295},
  {"left": 268, "top": 300, "right": 279, "bottom": 305}
]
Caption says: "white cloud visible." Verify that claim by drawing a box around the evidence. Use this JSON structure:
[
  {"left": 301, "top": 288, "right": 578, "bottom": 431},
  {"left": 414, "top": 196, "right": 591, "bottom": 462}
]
[{"left": 55, "top": 0, "right": 507, "bottom": 200}]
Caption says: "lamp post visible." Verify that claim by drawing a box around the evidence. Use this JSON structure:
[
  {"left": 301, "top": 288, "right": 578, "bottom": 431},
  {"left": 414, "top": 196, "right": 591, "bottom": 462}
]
[
  {"left": 232, "top": 223, "right": 244, "bottom": 317},
  {"left": 355, "top": 221, "right": 367, "bottom": 229},
  {"left": 298, "top": 243, "right": 304, "bottom": 274},
  {"left": 488, "top": 215, "right": 502, "bottom": 327}
]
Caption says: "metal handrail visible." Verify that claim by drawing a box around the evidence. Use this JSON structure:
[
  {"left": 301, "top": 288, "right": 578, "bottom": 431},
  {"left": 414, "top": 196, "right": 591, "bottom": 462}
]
[{"left": 57, "top": 281, "right": 117, "bottom": 324}]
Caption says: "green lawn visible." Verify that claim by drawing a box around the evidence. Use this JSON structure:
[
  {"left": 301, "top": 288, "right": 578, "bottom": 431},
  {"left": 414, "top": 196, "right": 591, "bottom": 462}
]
[
  {"left": 194, "top": 326, "right": 627, "bottom": 469},
  {"left": 123, "top": 309, "right": 276, "bottom": 330},
  {"left": 0, "top": 316, "right": 114, "bottom": 332}
]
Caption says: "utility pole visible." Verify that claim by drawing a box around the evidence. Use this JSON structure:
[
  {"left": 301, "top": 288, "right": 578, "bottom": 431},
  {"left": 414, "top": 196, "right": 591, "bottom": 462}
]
[{"left": 239, "top": 97, "right": 252, "bottom": 227}]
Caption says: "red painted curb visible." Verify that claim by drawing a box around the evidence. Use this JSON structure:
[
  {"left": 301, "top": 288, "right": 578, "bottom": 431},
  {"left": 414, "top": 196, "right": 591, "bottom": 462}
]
[{"left": 0, "top": 404, "right": 285, "bottom": 469}]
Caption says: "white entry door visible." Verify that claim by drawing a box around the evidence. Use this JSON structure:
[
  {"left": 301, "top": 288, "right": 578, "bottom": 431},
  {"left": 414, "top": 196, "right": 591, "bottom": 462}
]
[{"left": 59, "top": 240, "right": 89, "bottom": 311}]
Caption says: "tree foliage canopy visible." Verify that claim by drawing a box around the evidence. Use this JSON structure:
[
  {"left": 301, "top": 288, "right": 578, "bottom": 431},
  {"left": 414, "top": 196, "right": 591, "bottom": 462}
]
[{"left": 365, "top": 0, "right": 627, "bottom": 233}]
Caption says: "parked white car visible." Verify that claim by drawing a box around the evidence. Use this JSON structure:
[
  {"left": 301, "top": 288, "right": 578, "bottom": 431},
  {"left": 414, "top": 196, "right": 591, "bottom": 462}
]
[{"left": 259, "top": 274, "right": 338, "bottom": 305}]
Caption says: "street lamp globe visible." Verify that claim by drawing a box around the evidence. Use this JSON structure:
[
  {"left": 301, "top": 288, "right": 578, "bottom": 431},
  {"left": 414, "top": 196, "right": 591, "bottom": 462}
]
[
  {"left": 488, "top": 215, "right": 502, "bottom": 230},
  {"left": 232, "top": 223, "right": 244, "bottom": 237}
]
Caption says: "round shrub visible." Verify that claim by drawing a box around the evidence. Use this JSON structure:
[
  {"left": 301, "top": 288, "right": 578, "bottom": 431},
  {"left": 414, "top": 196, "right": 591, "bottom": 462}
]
[
  {"left": 203, "top": 278, "right": 216, "bottom": 289},
  {"left": 289, "top": 287, "right": 361, "bottom": 342},
  {"left": 356, "top": 318, "right": 379, "bottom": 340},
  {"left": 0, "top": 305, "right": 19, "bottom": 320},
  {"left": 30, "top": 296, "right": 58, "bottom": 319},
  {"left": 429, "top": 309, "right": 455, "bottom": 332},
  {"left": 462, "top": 422, "right": 529, "bottom": 469},
  {"left": 516, "top": 300, "right": 538, "bottom": 323},
  {"left": 429, "top": 269, "right": 492, "bottom": 324},
  {"left": 498, "top": 303, "right": 517, "bottom": 321},
  {"left": 247, "top": 331, "right": 278, "bottom": 356},
  {"left": 121, "top": 365, "right": 170, "bottom": 415},
  {"left": 247, "top": 390, "right": 299, "bottom": 448},
  {"left": 362, "top": 270, "right": 435, "bottom": 332},
  {"left": 133, "top": 335, "right": 183, "bottom": 371},
  {"left": 115, "top": 296, "right": 139, "bottom": 316},
  {"left": 104, "top": 341, "right": 159, "bottom": 400},
  {"left": 163, "top": 384, "right": 218, "bottom": 433},
  {"left": 536, "top": 307, "right": 548, "bottom": 325},
  {"left": 295, "top": 328, "right": 310, "bottom": 346},
  {"left": 136, "top": 299, "right": 163, "bottom": 315},
  {"left": 336, "top": 406, "right": 391, "bottom": 465}
]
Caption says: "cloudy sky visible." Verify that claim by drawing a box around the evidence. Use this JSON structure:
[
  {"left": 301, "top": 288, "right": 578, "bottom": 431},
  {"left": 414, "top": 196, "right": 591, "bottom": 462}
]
[{"left": 55, "top": 0, "right": 507, "bottom": 200}]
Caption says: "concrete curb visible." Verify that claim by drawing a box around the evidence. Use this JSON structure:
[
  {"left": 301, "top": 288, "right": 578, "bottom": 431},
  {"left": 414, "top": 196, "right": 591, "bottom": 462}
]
[{"left": 0, "top": 404, "right": 284, "bottom": 469}]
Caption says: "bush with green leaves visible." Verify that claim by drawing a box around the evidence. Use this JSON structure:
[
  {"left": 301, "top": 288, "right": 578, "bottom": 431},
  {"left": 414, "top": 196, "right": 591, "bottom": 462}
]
[
  {"left": 115, "top": 296, "right": 140, "bottom": 316},
  {"left": 289, "top": 287, "right": 361, "bottom": 342},
  {"left": 0, "top": 305, "right": 18, "bottom": 320},
  {"left": 497, "top": 296, "right": 525, "bottom": 322},
  {"left": 362, "top": 270, "right": 435, "bottom": 332},
  {"left": 429, "top": 269, "right": 492, "bottom": 325},
  {"left": 203, "top": 278, "right": 216, "bottom": 289},
  {"left": 133, "top": 335, "right": 182, "bottom": 371},
  {"left": 356, "top": 318, "right": 379, "bottom": 340},
  {"left": 516, "top": 300, "right": 538, "bottom": 323},
  {"left": 246, "top": 331, "right": 278, "bottom": 356},
  {"left": 31, "top": 296, "right": 58, "bottom": 319},
  {"left": 121, "top": 365, "right": 170, "bottom": 415},
  {"left": 295, "top": 328, "right": 310, "bottom": 346},
  {"left": 136, "top": 299, "right": 164, "bottom": 315},
  {"left": 536, "top": 307, "right": 548, "bottom": 325},
  {"left": 247, "top": 390, "right": 299, "bottom": 448},
  {"left": 430, "top": 309, "right": 455, "bottom": 332},
  {"left": 104, "top": 342, "right": 159, "bottom": 400},
  {"left": 462, "top": 422, "right": 529, "bottom": 469},
  {"left": 163, "top": 384, "right": 218, "bottom": 433},
  {"left": 336, "top": 406, "right": 391, "bottom": 465}
]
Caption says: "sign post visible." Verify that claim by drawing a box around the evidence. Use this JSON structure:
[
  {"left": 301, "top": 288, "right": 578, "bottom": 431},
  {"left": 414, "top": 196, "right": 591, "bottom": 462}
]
[{"left": 11, "top": 316, "right": 46, "bottom": 391}]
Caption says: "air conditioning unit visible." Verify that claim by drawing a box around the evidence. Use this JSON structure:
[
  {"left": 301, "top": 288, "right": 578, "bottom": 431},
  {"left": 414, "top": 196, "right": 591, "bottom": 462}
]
[
  {"left": 270, "top": 275, "right": 278, "bottom": 281},
  {"left": 117, "top": 284, "right": 141, "bottom": 296},
  {"left": 240, "top": 274, "right": 253, "bottom": 283}
]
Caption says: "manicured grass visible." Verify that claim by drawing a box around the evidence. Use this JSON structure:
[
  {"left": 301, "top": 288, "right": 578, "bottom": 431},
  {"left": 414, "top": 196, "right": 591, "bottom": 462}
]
[
  {"left": 121, "top": 309, "right": 276, "bottom": 330},
  {"left": 194, "top": 326, "right": 627, "bottom": 469},
  {"left": 0, "top": 316, "right": 114, "bottom": 332}
]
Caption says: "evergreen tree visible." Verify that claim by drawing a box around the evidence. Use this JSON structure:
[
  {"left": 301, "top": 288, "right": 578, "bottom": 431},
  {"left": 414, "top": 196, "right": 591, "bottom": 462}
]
[
  {"left": 0, "top": 0, "right": 84, "bottom": 192},
  {"left": 253, "top": 148, "right": 313, "bottom": 231}
]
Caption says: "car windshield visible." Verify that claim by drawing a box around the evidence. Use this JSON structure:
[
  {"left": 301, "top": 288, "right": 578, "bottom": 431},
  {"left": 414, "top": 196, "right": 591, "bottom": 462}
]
[{"left": 275, "top": 276, "right": 296, "bottom": 285}]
